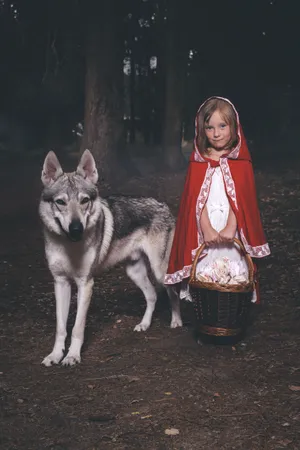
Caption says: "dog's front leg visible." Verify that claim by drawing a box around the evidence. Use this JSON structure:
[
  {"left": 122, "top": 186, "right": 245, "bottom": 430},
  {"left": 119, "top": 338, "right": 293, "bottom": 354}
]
[
  {"left": 61, "top": 277, "right": 94, "bottom": 366},
  {"left": 42, "top": 276, "right": 71, "bottom": 366}
]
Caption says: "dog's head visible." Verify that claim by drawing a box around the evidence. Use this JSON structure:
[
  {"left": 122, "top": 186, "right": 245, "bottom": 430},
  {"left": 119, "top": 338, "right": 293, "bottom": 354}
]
[{"left": 39, "top": 150, "right": 101, "bottom": 241}]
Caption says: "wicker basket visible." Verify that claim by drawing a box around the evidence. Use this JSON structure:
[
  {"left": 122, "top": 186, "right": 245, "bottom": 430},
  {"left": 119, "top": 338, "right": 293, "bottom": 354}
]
[{"left": 189, "top": 238, "right": 255, "bottom": 344}]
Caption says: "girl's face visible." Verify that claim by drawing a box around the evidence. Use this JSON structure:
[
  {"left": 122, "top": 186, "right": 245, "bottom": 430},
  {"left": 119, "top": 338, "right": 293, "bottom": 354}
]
[{"left": 204, "top": 110, "right": 232, "bottom": 150}]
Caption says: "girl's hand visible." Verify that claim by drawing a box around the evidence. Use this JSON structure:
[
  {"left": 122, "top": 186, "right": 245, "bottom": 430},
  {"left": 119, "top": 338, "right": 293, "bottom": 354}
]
[
  {"left": 219, "top": 205, "right": 237, "bottom": 243},
  {"left": 203, "top": 228, "right": 220, "bottom": 246},
  {"left": 200, "top": 205, "right": 219, "bottom": 246},
  {"left": 219, "top": 225, "right": 236, "bottom": 243}
]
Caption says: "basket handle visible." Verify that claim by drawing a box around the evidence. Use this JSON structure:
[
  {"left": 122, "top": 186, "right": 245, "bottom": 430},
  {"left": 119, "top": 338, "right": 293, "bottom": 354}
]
[{"left": 190, "top": 237, "right": 254, "bottom": 283}]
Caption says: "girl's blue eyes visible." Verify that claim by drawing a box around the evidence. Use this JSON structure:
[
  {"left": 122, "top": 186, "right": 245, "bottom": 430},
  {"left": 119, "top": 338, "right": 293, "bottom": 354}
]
[{"left": 205, "top": 124, "right": 227, "bottom": 130}]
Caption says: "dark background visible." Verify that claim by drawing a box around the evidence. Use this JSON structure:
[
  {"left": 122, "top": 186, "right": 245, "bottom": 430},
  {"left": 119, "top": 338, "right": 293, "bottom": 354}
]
[
  {"left": 1, "top": 3, "right": 300, "bottom": 449},
  {"left": 0, "top": 0, "right": 298, "bottom": 176}
]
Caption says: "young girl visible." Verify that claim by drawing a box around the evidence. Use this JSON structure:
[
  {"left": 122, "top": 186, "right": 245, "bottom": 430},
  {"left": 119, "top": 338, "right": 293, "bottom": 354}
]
[{"left": 165, "top": 97, "right": 270, "bottom": 302}]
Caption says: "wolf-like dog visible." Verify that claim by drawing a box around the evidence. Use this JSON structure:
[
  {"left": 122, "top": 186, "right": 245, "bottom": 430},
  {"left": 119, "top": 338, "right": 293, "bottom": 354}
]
[{"left": 39, "top": 150, "right": 182, "bottom": 366}]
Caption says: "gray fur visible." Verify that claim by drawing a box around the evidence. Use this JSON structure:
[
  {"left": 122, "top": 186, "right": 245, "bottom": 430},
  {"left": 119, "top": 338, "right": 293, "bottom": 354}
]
[{"left": 39, "top": 150, "right": 182, "bottom": 366}]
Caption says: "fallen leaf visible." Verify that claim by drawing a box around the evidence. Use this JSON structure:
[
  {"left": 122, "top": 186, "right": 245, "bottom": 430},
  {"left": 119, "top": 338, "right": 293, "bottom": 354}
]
[
  {"left": 164, "top": 392, "right": 172, "bottom": 395},
  {"left": 165, "top": 428, "right": 179, "bottom": 436},
  {"left": 278, "top": 439, "right": 292, "bottom": 447},
  {"left": 289, "top": 385, "right": 300, "bottom": 391},
  {"left": 131, "top": 411, "right": 140, "bottom": 415},
  {"left": 141, "top": 415, "right": 152, "bottom": 419}
]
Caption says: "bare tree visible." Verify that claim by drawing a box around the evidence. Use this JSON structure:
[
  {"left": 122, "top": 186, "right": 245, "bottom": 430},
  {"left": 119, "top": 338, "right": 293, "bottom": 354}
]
[
  {"left": 81, "top": 0, "right": 125, "bottom": 183},
  {"left": 162, "top": 0, "right": 187, "bottom": 171}
]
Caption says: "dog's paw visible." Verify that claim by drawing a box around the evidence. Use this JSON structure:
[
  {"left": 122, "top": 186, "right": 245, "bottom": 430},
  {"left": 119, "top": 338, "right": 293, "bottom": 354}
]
[
  {"left": 170, "top": 317, "right": 183, "bottom": 329},
  {"left": 134, "top": 322, "right": 150, "bottom": 332},
  {"left": 61, "top": 354, "right": 81, "bottom": 366},
  {"left": 42, "top": 351, "right": 63, "bottom": 367}
]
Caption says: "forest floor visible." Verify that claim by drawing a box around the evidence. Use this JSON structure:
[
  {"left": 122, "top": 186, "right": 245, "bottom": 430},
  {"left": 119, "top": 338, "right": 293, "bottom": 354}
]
[{"left": 0, "top": 151, "right": 300, "bottom": 450}]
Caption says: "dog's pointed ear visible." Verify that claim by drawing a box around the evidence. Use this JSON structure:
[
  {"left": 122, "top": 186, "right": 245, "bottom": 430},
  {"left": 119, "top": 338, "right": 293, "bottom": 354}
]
[
  {"left": 76, "top": 149, "right": 98, "bottom": 184},
  {"left": 41, "top": 151, "right": 63, "bottom": 186}
]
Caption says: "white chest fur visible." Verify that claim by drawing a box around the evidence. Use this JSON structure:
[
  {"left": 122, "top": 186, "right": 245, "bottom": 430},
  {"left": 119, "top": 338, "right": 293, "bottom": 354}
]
[{"left": 45, "top": 238, "right": 96, "bottom": 280}]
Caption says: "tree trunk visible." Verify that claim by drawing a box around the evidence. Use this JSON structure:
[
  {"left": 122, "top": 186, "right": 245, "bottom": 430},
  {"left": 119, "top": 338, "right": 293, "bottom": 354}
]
[
  {"left": 81, "top": 0, "right": 126, "bottom": 183},
  {"left": 129, "top": 51, "right": 136, "bottom": 144},
  {"left": 162, "top": 0, "right": 187, "bottom": 171},
  {"left": 153, "top": 1, "right": 166, "bottom": 146}
]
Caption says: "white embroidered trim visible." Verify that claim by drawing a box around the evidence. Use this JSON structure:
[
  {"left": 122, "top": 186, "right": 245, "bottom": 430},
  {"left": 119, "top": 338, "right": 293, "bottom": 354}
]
[
  {"left": 240, "top": 228, "right": 270, "bottom": 258},
  {"left": 220, "top": 158, "right": 238, "bottom": 209},
  {"left": 195, "top": 166, "right": 214, "bottom": 244},
  {"left": 194, "top": 148, "right": 204, "bottom": 162},
  {"left": 164, "top": 264, "right": 192, "bottom": 284}
]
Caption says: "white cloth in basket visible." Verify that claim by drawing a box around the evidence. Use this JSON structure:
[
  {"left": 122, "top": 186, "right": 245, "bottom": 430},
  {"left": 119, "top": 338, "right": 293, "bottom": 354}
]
[{"left": 196, "top": 256, "right": 248, "bottom": 284}]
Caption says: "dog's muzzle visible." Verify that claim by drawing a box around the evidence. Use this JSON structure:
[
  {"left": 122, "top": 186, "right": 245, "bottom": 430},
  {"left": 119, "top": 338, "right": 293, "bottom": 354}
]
[{"left": 68, "top": 219, "right": 84, "bottom": 242}]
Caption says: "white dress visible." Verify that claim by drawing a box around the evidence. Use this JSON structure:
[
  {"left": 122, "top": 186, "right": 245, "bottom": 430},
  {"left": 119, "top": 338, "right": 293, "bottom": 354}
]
[{"left": 196, "top": 167, "right": 248, "bottom": 273}]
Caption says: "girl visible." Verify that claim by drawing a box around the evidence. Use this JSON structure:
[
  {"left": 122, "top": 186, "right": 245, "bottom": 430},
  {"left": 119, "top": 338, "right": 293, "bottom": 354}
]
[{"left": 165, "top": 97, "right": 270, "bottom": 302}]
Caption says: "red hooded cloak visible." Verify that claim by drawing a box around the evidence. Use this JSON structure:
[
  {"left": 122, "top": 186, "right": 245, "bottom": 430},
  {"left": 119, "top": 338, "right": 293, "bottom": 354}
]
[{"left": 165, "top": 97, "right": 270, "bottom": 288}]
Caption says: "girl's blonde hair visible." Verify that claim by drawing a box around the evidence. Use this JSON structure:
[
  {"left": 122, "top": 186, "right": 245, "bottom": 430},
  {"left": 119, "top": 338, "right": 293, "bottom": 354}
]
[{"left": 196, "top": 98, "right": 238, "bottom": 155}]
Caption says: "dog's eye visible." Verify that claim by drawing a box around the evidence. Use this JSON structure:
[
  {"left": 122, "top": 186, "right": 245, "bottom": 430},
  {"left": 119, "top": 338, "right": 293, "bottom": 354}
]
[
  {"left": 80, "top": 197, "right": 90, "bottom": 205},
  {"left": 55, "top": 199, "right": 66, "bottom": 206}
]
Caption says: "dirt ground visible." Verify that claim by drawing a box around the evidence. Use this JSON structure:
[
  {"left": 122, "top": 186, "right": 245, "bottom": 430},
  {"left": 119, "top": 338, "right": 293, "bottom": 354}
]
[{"left": 0, "top": 155, "right": 300, "bottom": 450}]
